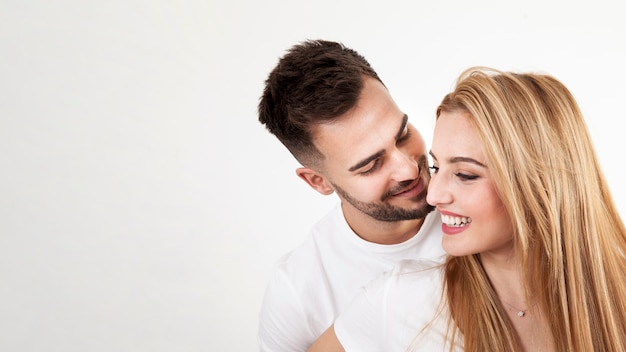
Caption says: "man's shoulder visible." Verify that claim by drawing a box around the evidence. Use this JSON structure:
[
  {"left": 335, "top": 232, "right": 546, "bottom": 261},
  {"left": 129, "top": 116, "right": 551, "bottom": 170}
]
[
  {"left": 271, "top": 204, "right": 346, "bottom": 272},
  {"left": 309, "top": 202, "right": 345, "bottom": 234}
]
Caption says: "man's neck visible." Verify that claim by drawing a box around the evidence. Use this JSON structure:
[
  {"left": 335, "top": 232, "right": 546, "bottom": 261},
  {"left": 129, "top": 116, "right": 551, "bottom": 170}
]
[{"left": 342, "top": 205, "right": 425, "bottom": 245}]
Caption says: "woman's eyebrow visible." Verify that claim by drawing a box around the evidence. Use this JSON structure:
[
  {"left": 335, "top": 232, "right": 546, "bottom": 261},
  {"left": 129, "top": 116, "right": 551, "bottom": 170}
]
[
  {"left": 429, "top": 151, "right": 486, "bottom": 168},
  {"left": 448, "top": 156, "right": 486, "bottom": 167}
]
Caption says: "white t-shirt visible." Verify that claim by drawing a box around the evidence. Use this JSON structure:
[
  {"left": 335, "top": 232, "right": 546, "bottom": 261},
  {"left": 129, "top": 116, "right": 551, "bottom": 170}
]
[
  {"left": 334, "top": 260, "right": 463, "bottom": 352},
  {"left": 258, "top": 203, "right": 445, "bottom": 352}
]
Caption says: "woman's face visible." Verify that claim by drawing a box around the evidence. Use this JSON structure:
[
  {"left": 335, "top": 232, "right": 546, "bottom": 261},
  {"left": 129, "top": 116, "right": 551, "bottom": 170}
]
[{"left": 427, "top": 110, "right": 514, "bottom": 257}]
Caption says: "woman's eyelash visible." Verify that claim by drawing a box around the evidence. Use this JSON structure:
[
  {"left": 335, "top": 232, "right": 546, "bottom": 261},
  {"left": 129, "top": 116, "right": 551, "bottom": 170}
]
[
  {"left": 429, "top": 166, "right": 478, "bottom": 180},
  {"left": 455, "top": 173, "right": 478, "bottom": 180}
]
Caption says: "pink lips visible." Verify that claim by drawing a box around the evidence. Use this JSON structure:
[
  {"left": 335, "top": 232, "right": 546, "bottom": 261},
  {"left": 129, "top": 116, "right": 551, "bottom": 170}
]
[
  {"left": 441, "top": 223, "right": 467, "bottom": 235},
  {"left": 439, "top": 209, "right": 470, "bottom": 235}
]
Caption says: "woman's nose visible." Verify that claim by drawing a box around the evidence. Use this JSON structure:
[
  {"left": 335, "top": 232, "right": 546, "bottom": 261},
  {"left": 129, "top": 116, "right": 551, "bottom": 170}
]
[{"left": 426, "top": 171, "right": 451, "bottom": 206}]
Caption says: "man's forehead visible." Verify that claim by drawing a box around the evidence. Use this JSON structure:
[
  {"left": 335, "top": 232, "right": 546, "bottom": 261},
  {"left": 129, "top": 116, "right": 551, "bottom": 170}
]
[{"left": 312, "top": 113, "right": 408, "bottom": 169}]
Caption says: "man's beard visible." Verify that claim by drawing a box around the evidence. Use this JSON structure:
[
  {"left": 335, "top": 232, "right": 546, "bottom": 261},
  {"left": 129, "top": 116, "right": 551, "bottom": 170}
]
[{"left": 333, "top": 181, "right": 434, "bottom": 222}]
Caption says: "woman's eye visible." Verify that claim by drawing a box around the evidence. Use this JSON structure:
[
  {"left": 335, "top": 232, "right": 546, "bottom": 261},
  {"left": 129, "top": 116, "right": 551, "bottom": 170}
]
[
  {"left": 455, "top": 172, "right": 479, "bottom": 181},
  {"left": 429, "top": 165, "right": 439, "bottom": 174}
]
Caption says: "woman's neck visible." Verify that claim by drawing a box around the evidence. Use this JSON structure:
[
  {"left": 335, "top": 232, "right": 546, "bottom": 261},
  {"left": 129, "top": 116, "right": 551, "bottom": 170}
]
[
  {"left": 479, "top": 251, "right": 554, "bottom": 352},
  {"left": 481, "top": 250, "right": 524, "bottom": 305}
]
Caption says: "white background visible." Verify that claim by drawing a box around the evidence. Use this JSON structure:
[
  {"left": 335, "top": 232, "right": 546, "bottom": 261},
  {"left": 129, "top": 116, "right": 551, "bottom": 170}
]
[{"left": 1, "top": 1, "right": 625, "bottom": 351}]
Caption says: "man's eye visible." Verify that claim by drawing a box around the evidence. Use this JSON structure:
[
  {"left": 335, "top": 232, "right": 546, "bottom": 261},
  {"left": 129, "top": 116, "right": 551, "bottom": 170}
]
[
  {"left": 398, "top": 128, "right": 411, "bottom": 143},
  {"left": 360, "top": 160, "right": 381, "bottom": 175}
]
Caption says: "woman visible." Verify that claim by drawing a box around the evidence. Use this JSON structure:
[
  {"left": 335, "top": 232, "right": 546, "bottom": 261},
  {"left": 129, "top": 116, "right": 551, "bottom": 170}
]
[{"left": 308, "top": 67, "right": 626, "bottom": 351}]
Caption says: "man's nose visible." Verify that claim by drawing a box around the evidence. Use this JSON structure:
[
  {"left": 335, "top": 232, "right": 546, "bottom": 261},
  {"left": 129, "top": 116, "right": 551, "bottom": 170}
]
[{"left": 389, "top": 150, "right": 419, "bottom": 182}]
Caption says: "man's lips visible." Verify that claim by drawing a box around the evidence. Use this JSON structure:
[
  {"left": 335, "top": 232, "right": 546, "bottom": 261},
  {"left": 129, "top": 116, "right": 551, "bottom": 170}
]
[{"left": 390, "top": 177, "right": 424, "bottom": 198}]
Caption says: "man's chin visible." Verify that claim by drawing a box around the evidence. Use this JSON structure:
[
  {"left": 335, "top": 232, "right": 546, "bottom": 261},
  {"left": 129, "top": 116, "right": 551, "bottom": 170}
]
[{"left": 368, "top": 204, "right": 434, "bottom": 222}]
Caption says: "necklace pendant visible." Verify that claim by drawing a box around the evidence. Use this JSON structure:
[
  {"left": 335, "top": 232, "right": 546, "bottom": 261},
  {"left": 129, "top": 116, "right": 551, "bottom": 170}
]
[{"left": 517, "top": 310, "right": 525, "bottom": 317}]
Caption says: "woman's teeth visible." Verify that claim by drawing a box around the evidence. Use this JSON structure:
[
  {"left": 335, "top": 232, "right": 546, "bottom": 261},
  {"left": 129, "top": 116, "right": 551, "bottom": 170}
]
[{"left": 441, "top": 214, "right": 472, "bottom": 227}]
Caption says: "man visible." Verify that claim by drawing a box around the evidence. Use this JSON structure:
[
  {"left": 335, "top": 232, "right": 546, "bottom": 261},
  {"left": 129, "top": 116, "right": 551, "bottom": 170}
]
[{"left": 257, "top": 39, "right": 444, "bottom": 351}]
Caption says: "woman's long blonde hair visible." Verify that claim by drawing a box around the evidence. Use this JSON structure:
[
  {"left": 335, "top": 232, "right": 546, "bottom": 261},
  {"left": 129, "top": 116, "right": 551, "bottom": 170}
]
[{"left": 437, "top": 67, "right": 626, "bottom": 351}]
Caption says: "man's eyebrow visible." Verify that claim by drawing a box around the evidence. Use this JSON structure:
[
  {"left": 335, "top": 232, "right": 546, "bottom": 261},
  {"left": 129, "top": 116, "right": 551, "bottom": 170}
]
[
  {"left": 395, "top": 114, "right": 409, "bottom": 141},
  {"left": 348, "top": 150, "right": 385, "bottom": 172},
  {"left": 348, "top": 114, "right": 408, "bottom": 172}
]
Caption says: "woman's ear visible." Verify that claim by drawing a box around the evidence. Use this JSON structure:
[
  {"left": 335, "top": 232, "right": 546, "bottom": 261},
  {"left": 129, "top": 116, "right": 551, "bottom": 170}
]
[{"left": 296, "top": 167, "right": 334, "bottom": 195}]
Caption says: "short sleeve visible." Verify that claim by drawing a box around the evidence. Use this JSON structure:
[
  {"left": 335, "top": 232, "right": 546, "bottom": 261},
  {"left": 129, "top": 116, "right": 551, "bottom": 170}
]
[{"left": 258, "top": 267, "right": 313, "bottom": 352}]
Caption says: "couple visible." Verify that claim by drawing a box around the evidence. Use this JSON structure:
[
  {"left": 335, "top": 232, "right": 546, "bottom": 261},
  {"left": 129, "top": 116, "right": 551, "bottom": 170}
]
[{"left": 258, "top": 40, "right": 626, "bottom": 351}]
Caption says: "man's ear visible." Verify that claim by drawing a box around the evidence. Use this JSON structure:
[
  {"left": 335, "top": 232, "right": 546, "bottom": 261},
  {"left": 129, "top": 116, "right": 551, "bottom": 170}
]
[{"left": 296, "top": 167, "right": 334, "bottom": 195}]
